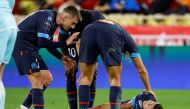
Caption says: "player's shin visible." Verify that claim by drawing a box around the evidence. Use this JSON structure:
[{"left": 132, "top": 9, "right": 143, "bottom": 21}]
[
  {"left": 22, "top": 85, "right": 47, "bottom": 108},
  {"left": 0, "top": 81, "right": 5, "bottom": 109},
  {"left": 66, "top": 77, "right": 78, "bottom": 109},
  {"left": 32, "top": 89, "right": 44, "bottom": 109},
  {"left": 110, "top": 86, "right": 122, "bottom": 109},
  {"left": 89, "top": 74, "right": 97, "bottom": 108},
  {"left": 79, "top": 85, "right": 90, "bottom": 109}
]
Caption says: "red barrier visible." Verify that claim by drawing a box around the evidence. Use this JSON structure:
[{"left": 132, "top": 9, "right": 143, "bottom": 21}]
[
  {"left": 54, "top": 26, "right": 190, "bottom": 46},
  {"left": 123, "top": 26, "right": 190, "bottom": 46}
]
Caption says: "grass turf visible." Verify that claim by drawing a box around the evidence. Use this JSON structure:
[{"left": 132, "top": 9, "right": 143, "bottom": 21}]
[{"left": 5, "top": 88, "right": 190, "bottom": 109}]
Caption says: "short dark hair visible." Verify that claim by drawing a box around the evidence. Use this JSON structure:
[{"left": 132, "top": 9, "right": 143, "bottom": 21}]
[
  {"left": 153, "top": 104, "right": 164, "bottom": 109},
  {"left": 62, "top": 5, "right": 82, "bottom": 21}
]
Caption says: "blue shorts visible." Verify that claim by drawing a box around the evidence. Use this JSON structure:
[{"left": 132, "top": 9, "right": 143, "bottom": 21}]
[
  {"left": 0, "top": 29, "right": 17, "bottom": 64},
  {"left": 79, "top": 21, "right": 122, "bottom": 65},
  {"left": 12, "top": 49, "right": 48, "bottom": 75}
]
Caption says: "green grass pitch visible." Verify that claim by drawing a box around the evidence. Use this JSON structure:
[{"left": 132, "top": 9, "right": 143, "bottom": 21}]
[{"left": 5, "top": 88, "right": 190, "bottom": 109}]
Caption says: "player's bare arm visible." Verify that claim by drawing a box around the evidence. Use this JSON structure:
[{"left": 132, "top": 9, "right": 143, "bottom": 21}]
[{"left": 132, "top": 57, "right": 155, "bottom": 97}]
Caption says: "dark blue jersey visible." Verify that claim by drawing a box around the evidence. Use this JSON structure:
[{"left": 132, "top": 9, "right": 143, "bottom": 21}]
[
  {"left": 122, "top": 28, "right": 140, "bottom": 58},
  {"left": 59, "top": 10, "right": 105, "bottom": 37},
  {"left": 15, "top": 10, "right": 66, "bottom": 59},
  {"left": 109, "top": 21, "right": 140, "bottom": 59},
  {"left": 59, "top": 10, "right": 105, "bottom": 62},
  {"left": 18, "top": 10, "right": 58, "bottom": 45},
  {"left": 74, "top": 10, "right": 105, "bottom": 38},
  {"left": 79, "top": 19, "right": 140, "bottom": 65},
  {"left": 132, "top": 92, "right": 157, "bottom": 109}
]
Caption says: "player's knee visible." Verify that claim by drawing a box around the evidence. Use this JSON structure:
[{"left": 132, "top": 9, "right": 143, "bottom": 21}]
[
  {"left": 109, "top": 77, "right": 121, "bottom": 86},
  {"left": 40, "top": 70, "right": 53, "bottom": 86},
  {"left": 30, "top": 78, "right": 44, "bottom": 88},
  {"left": 28, "top": 73, "right": 44, "bottom": 88},
  {"left": 79, "top": 77, "right": 92, "bottom": 85},
  {"left": 137, "top": 67, "right": 147, "bottom": 74},
  {"left": 44, "top": 77, "right": 53, "bottom": 86},
  {"left": 93, "top": 70, "right": 97, "bottom": 80}
]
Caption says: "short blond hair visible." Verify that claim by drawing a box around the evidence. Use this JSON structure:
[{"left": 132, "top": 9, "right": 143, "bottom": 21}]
[{"left": 62, "top": 5, "right": 82, "bottom": 21}]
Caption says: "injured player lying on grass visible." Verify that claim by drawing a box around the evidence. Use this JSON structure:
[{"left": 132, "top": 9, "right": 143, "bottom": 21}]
[{"left": 91, "top": 92, "right": 163, "bottom": 109}]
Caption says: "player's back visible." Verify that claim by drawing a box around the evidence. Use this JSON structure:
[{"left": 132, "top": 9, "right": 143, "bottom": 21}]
[
  {"left": 83, "top": 19, "right": 123, "bottom": 38},
  {"left": 18, "top": 10, "right": 55, "bottom": 33},
  {"left": 15, "top": 10, "right": 58, "bottom": 51},
  {"left": 62, "top": 10, "right": 105, "bottom": 62},
  {"left": 18, "top": 10, "right": 57, "bottom": 43},
  {"left": 80, "top": 19, "right": 124, "bottom": 53},
  {"left": 0, "top": 0, "right": 17, "bottom": 31},
  {"left": 73, "top": 10, "right": 105, "bottom": 37}
]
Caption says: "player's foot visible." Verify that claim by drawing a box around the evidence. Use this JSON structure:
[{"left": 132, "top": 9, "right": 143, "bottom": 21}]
[
  {"left": 15, "top": 105, "right": 21, "bottom": 109},
  {"left": 16, "top": 105, "right": 28, "bottom": 109}
]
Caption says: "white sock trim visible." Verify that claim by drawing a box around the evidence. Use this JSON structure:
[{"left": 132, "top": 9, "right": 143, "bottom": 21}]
[{"left": 21, "top": 105, "right": 29, "bottom": 109}]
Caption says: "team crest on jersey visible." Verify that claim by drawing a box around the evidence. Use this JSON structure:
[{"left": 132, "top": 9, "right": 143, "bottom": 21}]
[
  {"left": 44, "top": 21, "right": 51, "bottom": 30},
  {"left": 48, "top": 16, "right": 52, "bottom": 21},
  {"left": 31, "top": 59, "right": 40, "bottom": 70},
  {"left": 45, "top": 22, "right": 51, "bottom": 27},
  {"left": 31, "top": 62, "right": 38, "bottom": 70}
]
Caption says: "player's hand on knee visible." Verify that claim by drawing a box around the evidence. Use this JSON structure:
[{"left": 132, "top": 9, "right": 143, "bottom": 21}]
[
  {"left": 61, "top": 55, "right": 76, "bottom": 70},
  {"left": 65, "top": 65, "right": 77, "bottom": 80},
  {"left": 66, "top": 32, "right": 80, "bottom": 45}
]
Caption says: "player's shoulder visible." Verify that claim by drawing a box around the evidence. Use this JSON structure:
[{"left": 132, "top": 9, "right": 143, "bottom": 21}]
[
  {"left": 80, "top": 10, "right": 105, "bottom": 20},
  {"left": 88, "top": 10, "right": 105, "bottom": 20},
  {"left": 37, "top": 10, "right": 56, "bottom": 17}
]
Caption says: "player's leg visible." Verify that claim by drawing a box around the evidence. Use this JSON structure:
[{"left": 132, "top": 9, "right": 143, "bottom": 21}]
[
  {"left": 98, "top": 32, "right": 122, "bottom": 109},
  {"left": 90, "top": 103, "right": 110, "bottom": 109},
  {"left": 65, "top": 67, "right": 78, "bottom": 109},
  {"left": 18, "top": 70, "right": 52, "bottom": 109},
  {"left": 19, "top": 58, "right": 52, "bottom": 109},
  {"left": 79, "top": 23, "right": 100, "bottom": 109},
  {"left": 89, "top": 63, "right": 98, "bottom": 108},
  {"left": 27, "top": 72, "right": 44, "bottom": 109},
  {"left": 0, "top": 30, "right": 7, "bottom": 109},
  {"left": 0, "top": 63, "right": 5, "bottom": 109},
  {"left": 0, "top": 29, "right": 17, "bottom": 109},
  {"left": 79, "top": 63, "right": 96, "bottom": 109},
  {"left": 13, "top": 52, "right": 51, "bottom": 109},
  {"left": 27, "top": 70, "right": 52, "bottom": 109},
  {"left": 20, "top": 81, "right": 48, "bottom": 109},
  {"left": 105, "top": 65, "right": 122, "bottom": 109},
  {"left": 120, "top": 100, "right": 133, "bottom": 109}
]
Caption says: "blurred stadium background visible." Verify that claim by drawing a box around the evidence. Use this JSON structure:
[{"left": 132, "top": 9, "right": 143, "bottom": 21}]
[{"left": 3, "top": 0, "right": 190, "bottom": 109}]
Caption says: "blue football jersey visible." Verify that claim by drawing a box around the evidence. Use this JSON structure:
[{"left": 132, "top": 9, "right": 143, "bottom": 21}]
[{"left": 17, "top": 10, "right": 58, "bottom": 50}]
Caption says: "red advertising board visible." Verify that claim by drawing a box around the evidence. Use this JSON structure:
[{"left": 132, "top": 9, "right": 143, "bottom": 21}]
[
  {"left": 123, "top": 26, "right": 190, "bottom": 46},
  {"left": 54, "top": 26, "right": 190, "bottom": 46}
]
